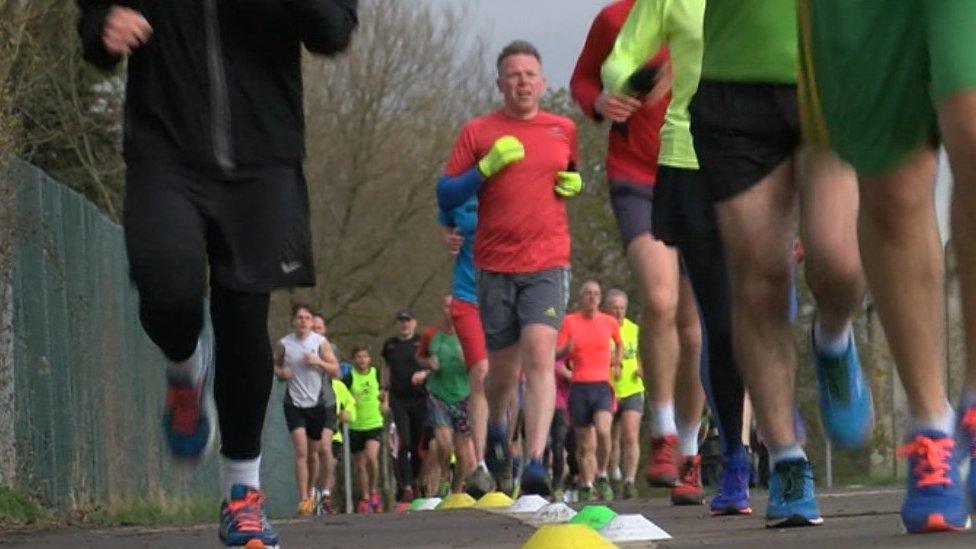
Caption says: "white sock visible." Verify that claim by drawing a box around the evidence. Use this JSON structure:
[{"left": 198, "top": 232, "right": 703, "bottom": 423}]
[
  {"left": 677, "top": 420, "right": 701, "bottom": 457},
  {"left": 322, "top": 488, "right": 330, "bottom": 496},
  {"left": 649, "top": 401, "right": 677, "bottom": 437},
  {"left": 220, "top": 455, "right": 261, "bottom": 500},
  {"left": 477, "top": 460, "right": 488, "bottom": 471},
  {"left": 611, "top": 466, "right": 622, "bottom": 481},
  {"left": 910, "top": 404, "right": 955, "bottom": 437},
  {"left": 813, "top": 320, "right": 852, "bottom": 358},
  {"left": 768, "top": 443, "right": 806, "bottom": 467},
  {"left": 624, "top": 476, "right": 635, "bottom": 485}
]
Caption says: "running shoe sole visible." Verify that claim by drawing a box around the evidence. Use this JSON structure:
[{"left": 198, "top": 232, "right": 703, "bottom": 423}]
[
  {"left": 766, "top": 514, "right": 825, "bottom": 528},
  {"left": 903, "top": 514, "right": 972, "bottom": 534},
  {"left": 710, "top": 506, "right": 753, "bottom": 516},
  {"left": 671, "top": 495, "right": 705, "bottom": 506}
]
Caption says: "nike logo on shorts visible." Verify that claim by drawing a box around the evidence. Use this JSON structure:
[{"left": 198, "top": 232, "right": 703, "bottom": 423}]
[{"left": 281, "top": 261, "right": 303, "bottom": 274}]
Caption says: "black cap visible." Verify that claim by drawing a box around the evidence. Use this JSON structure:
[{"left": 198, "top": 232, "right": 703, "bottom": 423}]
[{"left": 395, "top": 310, "right": 415, "bottom": 321}]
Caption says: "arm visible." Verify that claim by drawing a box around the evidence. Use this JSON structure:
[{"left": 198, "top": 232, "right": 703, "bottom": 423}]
[
  {"left": 415, "top": 328, "right": 440, "bottom": 371},
  {"left": 436, "top": 168, "right": 485, "bottom": 213},
  {"left": 314, "top": 338, "right": 341, "bottom": 377},
  {"left": 602, "top": 0, "right": 666, "bottom": 96},
  {"left": 273, "top": 341, "right": 292, "bottom": 381},
  {"left": 77, "top": 1, "right": 151, "bottom": 70},
  {"left": 611, "top": 328, "right": 624, "bottom": 370},
  {"left": 554, "top": 360, "right": 573, "bottom": 381},
  {"left": 572, "top": 7, "right": 645, "bottom": 122},
  {"left": 282, "top": 0, "right": 359, "bottom": 56}
]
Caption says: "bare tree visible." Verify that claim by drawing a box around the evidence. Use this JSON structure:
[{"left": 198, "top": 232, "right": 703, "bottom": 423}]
[{"left": 272, "top": 0, "right": 493, "bottom": 349}]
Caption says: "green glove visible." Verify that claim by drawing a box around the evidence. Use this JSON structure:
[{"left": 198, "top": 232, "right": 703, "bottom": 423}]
[
  {"left": 554, "top": 171, "right": 583, "bottom": 198},
  {"left": 478, "top": 136, "right": 525, "bottom": 178}
]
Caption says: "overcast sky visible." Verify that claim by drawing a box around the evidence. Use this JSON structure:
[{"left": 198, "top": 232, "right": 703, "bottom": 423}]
[{"left": 425, "top": 0, "right": 609, "bottom": 89}]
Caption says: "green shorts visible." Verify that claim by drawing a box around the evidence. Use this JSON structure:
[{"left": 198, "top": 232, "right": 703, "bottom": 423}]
[{"left": 799, "top": 0, "right": 976, "bottom": 175}]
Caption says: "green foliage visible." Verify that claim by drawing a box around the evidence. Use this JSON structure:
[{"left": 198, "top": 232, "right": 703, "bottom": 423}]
[
  {"left": 84, "top": 497, "right": 218, "bottom": 527},
  {"left": 0, "top": 487, "right": 45, "bottom": 525}
]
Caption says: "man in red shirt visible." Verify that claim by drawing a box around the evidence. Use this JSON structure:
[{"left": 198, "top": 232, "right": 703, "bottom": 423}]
[
  {"left": 435, "top": 41, "right": 583, "bottom": 497},
  {"left": 570, "top": 0, "right": 705, "bottom": 492},
  {"left": 558, "top": 280, "right": 624, "bottom": 502}
]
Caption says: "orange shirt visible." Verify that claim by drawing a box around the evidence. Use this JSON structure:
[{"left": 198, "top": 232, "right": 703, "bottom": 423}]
[
  {"left": 558, "top": 311, "right": 622, "bottom": 383},
  {"left": 444, "top": 110, "right": 578, "bottom": 273}
]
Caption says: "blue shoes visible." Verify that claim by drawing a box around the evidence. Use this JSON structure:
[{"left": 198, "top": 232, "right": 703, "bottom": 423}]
[
  {"left": 163, "top": 342, "right": 215, "bottom": 461},
  {"left": 520, "top": 458, "right": 552, "bottom": 497},
  {"left": 765, "top": 458, "right": 823, "bottom": 528},
  {"left": 710, "top": 446, "right": 752, "bottom": 516},
  {"left": 812, "top": 329, "right": 874, "bottom": 449},
  {"left": 219, "top": 484, "right": 279, "bottom": 548},
  {"left": 486, "top": 423, "right": 510, "bottom": 488},
  {"left": 899, "top": 431, "right": 970, "bottom": 533}
]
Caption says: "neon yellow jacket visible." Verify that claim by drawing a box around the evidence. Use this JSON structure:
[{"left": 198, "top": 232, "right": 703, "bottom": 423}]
[
  {"left": 331, "top": 378, "right": 357, "bottom": 444},
  {"left": 601, "top": 0, "right": 705, "bottom": 170}
]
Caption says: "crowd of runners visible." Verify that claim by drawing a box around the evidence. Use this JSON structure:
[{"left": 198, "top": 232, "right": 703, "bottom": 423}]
[{"left": 79, "top": 0, "right": 976, "bottom": 546}]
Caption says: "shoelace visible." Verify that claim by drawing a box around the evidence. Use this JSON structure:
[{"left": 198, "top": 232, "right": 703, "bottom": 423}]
[
  {"left": 897, "top": 435, "right": 954, "bottom": 488},
  {"left": 680, "top": 459, "right": 700, "bottom": 487},
  {"left": 961, "top": 408, "right": 976, "bottom": 458},
  {"left": 226, "top": 490, "right": 265, "bottom": 533},
  {"left": 779, "top": 462, "right": 807, "bottom": 502},
  {"left": 167, "top": 385, "right": 200, "bottom": 434}
]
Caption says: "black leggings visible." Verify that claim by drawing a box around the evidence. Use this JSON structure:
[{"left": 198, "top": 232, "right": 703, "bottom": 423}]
[
  {"left": 547, "top": 408, "right": 569, "bottom": 488},
  {"left": 391, "top": 397, "right": 427, "bottom": 493},
  {"left": 138, "top": 282, "right": 273, "bottom": 461},
  {"left": 677, "top": 236, "right": 744, "bottom": 456}
]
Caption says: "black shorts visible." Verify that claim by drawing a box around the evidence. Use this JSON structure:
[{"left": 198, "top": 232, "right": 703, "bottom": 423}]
[
  {"left": 124, "top": 162, "right": 315, "bottom": 294},
  {"left": 652, "top": 167, "right": 719, "bottom": 246},
  {"left": 690, "top": 81, "right": 801, "bottom": 202},
  {"left": 609, "top": 181, "right": 655, "bottom": 248},
  {"left": 568, "top": 382, "right": 614, "bottom": 428},
  {"left": 283, "top": 403, "right": 335, "bottom": 441},
  {"left": 349, "top": 428, "right": 383, "bottom": 454}
]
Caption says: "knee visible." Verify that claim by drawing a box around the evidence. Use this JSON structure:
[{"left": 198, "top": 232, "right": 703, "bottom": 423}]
[
  {"left": 642, "top": 286, "right": 679, "bottom": 327},
  {"left": 860, "top": 180, "right": 933, "bottom": 238},
  {"left": 735, "top": 259, "right": 793, "bottom": 316},
  {"left": 677, "top": 315, "right": 702, "bottom": 352},
  {"left": 295, "top": 446, "right": 309, "bottom": 461}
]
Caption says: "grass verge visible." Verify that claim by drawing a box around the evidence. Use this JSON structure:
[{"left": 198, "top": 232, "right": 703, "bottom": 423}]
[
  {"left": 0, "top": 487, "right": 45, "bottom": 525},
  {"left": 85, "top": 497, "right": 218, "bottom": 526}
]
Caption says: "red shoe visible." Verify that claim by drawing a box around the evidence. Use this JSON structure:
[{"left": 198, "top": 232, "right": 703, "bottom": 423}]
[
  {"left": 356, "top": 498, "right": 372, "bottom": 514},
  {"left": 646, "top": 435, "right": 679, "bottom": 487},
  {"left": 370, "top": 491, "right": 383, "bottom": 513},
  {"left": 401, "top": 485, "right": 415, "bottom": 503},
  {"left": 671, "top": 455, "right": 705, "bottom": 505}
]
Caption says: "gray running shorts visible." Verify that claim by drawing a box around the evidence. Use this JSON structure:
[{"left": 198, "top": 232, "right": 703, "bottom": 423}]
[{"left": 477, "top": 267, "right": 571, "bottom": 351}]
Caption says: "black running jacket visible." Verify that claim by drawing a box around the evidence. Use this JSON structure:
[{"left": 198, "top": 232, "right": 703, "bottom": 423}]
[{"left": 78, "top": 0, "right": 358, "bottom": 172}]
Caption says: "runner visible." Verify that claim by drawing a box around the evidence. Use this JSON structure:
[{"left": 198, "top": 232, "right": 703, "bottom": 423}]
[
  {"left": 435, "top": 195, "right": 497, "bottom": 498},
  {"left": 417, "top": 296, "right": 475, "bottom": 494},
  {"left": 328, "top": 373, "right": 356, "bottom": 514},
  {"left": 557, "top": 281, "right": 623, "bottom": 502},
  {"left": 547, "top": 357, "right": 572, "bottom": 502},
  {"left": 436, "top": 40, "right": 582, "bottom": 496},
  {"left": 76, "top": 2, "right": 357, "bottom": 544},
  {"left": 345, "top": 346, "right": 386, "bottom": 514},
  {"left": 273, "top": 305, "right": 340, "bottom": 516},
  {"left": 380, "top": 311, "right": 426, "bottom": 503},
  {"left": 309, "top": 310, "right": 341, "bottom": 514},
  {"left": 571, "top": 0, "right": 706, "bottom": 496},
  {"left": 608, "top": 0, "right": 874, "bottom": 527},
  {"left": 800, "top": 0, "right": 976, "bottom": 533},
  {"left": 603, "top": 289, "right": 646, "bottom": 501}
]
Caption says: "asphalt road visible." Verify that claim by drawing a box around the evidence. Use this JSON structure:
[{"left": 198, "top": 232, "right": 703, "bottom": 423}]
[{"left": 3, "top": 488, "right": 976, "bottom": 548}]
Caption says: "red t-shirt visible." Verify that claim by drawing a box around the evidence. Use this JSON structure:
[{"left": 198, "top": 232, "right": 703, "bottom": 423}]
[
  {"left": 570, "top": 0, "right": 669, "bottom": 186},
  {"left": 558, "top": 311, "right": 622, "bottom": 383},
  {"left": 444, "top": 110, "right": 578, "bottom": 273}
]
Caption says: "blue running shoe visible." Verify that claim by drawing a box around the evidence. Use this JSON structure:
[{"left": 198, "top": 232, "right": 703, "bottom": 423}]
[
  {"left": 812, "top": 329, "right": 873, "bottom": 449},
  {"left": 520, "top": 458, "right": 552, "bottom": 497},
  {"left": 163, "top": 341, "right": 215, "bottom": 461},
  {"left": 960, "top": 406, "right": 976, "bottom": 508},
  {"left": 486, "top": 423, "right": 510, "bottom": 485},
  {"left": 898, "top": 431, "right": 970, "bottom": 533},
  {"left": 219, "top": 484, "right": 280, "bottom": 548},
  {"left": 710, "top": 447, "right": 752, "bottom": 516},
  {"left": 765, "top": 458, "right": 823, "bottom": 528}
]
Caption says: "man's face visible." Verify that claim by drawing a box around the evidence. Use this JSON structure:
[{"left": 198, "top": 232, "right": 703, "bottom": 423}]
[
  {"left": 354, "top": 350, "right": 371, "bottom": 369},
  {"left": 497, "top": 53, "right": 545, "bottom": 117},
  {"left": 312, "top": 316, "right": 326, "bottom": 336},
  {"left": 606, "top": 295, "right": 627, "bottom": 321},
  {"left": 580, "top": 283, "right": 601, "bottom": 313},
  {"left": 293, "top": 308, "right": 313, "bottom": 335},
  {"left": 396, "top": 318, "right": 416, "bottom": 337}
]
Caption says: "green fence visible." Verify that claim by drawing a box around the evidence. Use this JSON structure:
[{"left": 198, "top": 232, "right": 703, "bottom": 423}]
[{"left": 4, "top": 159, "right": 297, "bottom": 517}]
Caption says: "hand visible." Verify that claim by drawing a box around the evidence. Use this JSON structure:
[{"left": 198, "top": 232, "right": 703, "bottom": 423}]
[
  {"left": 442, "top": 227, "right": 463, "bottom": 255},
  {"left": 103, "top": 7, "right": 153, "bottom": 56},
  {"left": 478, "top": 136, "right": 525, "bottom": 178},
  {"left": 643, "top": 60, "right": 673, "bottom": 108},
  {"left": 303, "top": 353, "right": 322, "bottom": 367},
  {"left": 555, "top": 171, "right": 583, "bottom": 198},
  {"left": 339, "top": 410, "right": 349, "bottom": 423},
  {"left": 612, "top": 364, "right": 622, "bottom": 380},
  {"left": 381, "top": 401, "right": 391, "bottom": 417},
  {"left": 594, "top": 92, "right": 642, "bottom": 124},
  {"left": 428, "top": 355, "right": 440, "bottom": 371},
  {"left": 411, "top": 370, "right": 429, "bottom": 386}
]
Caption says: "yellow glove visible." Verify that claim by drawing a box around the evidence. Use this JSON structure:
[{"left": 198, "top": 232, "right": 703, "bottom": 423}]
[
  {"left": 478, "top": 136, "right": 525, "bottom": 178},
  {"left": 555, "top": 171, "right": 583, "bottom": 198}
]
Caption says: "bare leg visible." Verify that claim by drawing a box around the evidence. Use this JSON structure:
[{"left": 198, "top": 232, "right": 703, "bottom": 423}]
[
  {"left": 486, "top": 347, "right": 519, "bottom": 426},
  {"left": 713, "top": 161, "right": 798, "bottom": 447},
  {"left": 858, "top": 148, "right": 947, "bottom": 419},
  {"left": 365, "top": 440, "right": 381, "bottom": 494},
  {"left": 594, "top": 411, "right": 613, "bottom": 477},
  {"left": 317, "top": 429, "right": 334, "bottom": 495},
  {"left": 291, "top": 429, "right": 310, "bottom": 500},
  {"left": 576, "top": 426, "right": 597, "bottom": 486},
  {"left": 468, "top": 359, "right": 489, "bottom": 461},
  {"left": 520, "top": 324, "right": 558, "bottom": 459},
  {"left": 453, "top": 434, "right": 474, "bottom": 492},
  {"left": 609, "top": 418, "right": 622, "bottom": 479},
  {"left": 674, "top": 274, "right": 705, "bottom": 431},
  {"left": 621, "top": 410, "right": 642, "bottom": 481}
]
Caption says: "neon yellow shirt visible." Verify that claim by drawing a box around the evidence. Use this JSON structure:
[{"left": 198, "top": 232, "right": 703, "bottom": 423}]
[
  {"left": 331, "top": 378, "right": 357, "bottom": 443},
  {"left": 612, "top": 318, "right": 644, "bottom": 399},
  {"left": 602, "top": 0, "right": 705, "bottom": 170}
]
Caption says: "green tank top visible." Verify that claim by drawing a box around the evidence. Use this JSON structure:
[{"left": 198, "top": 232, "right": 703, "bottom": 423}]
[
  {"left": 702, "top": 0, "right": 798, "bottom": 84},
  {"left": 612, "top": 318, "right": 645, "bottom": 399},
  {"left": 348, "top": 366, "right": 383, "bottom": 431},
  {"left": 425, "top": 330, "right": 470, "bottom": 405}
]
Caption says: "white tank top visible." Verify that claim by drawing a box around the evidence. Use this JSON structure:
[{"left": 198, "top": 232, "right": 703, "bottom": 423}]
[{"left": 280, "top": 332, "right": 334, "bottom": 408}]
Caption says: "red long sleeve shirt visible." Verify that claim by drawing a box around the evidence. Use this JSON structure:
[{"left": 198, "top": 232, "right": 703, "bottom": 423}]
[{"left": 570, "top": 0, "right": 669, "bottom": 186}]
